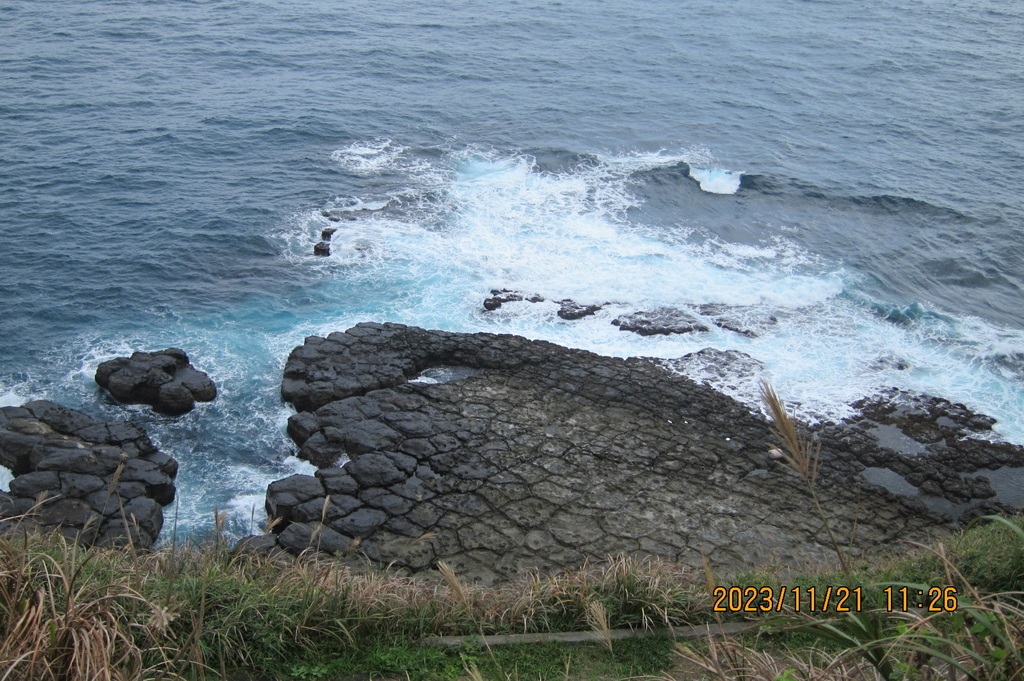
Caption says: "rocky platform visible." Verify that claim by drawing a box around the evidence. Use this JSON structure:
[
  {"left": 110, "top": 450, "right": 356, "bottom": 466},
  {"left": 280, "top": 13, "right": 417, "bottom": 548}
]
[
  {"left": 0, "top": 401, "right": 178, "bottom": 548},
  {"left": 96, "top": 348, "right": 217, "bottom": 415},
  {"left": 252, "top": 322, "right": 1023, "bottom": 584}
]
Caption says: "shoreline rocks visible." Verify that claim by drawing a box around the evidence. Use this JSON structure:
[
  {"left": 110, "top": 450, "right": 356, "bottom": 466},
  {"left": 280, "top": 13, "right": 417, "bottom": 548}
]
[
  {"left": 814, "top": 389, "right": 1024, "bottom": 511},
  {"left": 0, "top": 401, "right": 178, "bottom": 548},
  {"left": 480, "top": 290, "right": 776, "bottom": 338},
  {"left": 96, "top": 348, "right": 216, "bottom": 415},
  {"left": 259, "top": 322, "right": 1018, "bottom": 584},
  {"left": 611, "top": 308, "right": 710, "bottom": 335}
]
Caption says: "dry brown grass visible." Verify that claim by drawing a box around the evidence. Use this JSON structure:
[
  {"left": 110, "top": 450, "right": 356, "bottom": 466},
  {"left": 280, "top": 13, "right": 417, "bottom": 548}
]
[
  {"left": 0, "top": 532, "right": 181, "bottom": 681},
  {"left": 0, "top": 526, "right": 708, "bottom": 680},
  {"left": 759, "top": 380, "right": 850, "bottom": 577}
]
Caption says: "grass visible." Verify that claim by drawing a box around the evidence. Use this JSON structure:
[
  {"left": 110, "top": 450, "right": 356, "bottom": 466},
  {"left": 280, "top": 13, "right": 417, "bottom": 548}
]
[
  {"left": 0, "top": 527, "right": 709, "bottom": 680},
  {"left": 1, "top": 514, "right": 1023, "bottom": 679},
  {"left": 2, "top": 383, "right": 1024, "bottom": 679},
  {"left": 286, "top": 636, "right": 676, "bottom": 681}
]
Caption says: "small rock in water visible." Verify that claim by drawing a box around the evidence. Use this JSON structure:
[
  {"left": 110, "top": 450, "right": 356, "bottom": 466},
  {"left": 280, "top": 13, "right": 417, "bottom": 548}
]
[
  {"left": 313, "top": 241, "right": 331, "bottom": 256},
  {"left": 482, "top": 289, "right": 545, "bottom": 311},
  {"left": 557, "top": 300, "right": 602, "bottom": 320},
  {"left": 612, "top": 308, "right": 709, "bottom": 335},
  {"left": 95, "top": 348, "right": 217, "bottom": 415},
  {"left": 320, "top": 227, "right": 338, "bottom": 241}
]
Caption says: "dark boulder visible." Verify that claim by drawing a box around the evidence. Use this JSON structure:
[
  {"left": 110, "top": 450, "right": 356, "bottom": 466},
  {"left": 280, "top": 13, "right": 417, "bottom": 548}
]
[
  {"left": 95, "top": 349, "right": 217, "bottom": 415},
  {"left": 278, "top": 522, "right": 352, "bottom": 554},
  {"left": 557, "top": 300, "right": 602, "bottom": 320},
  {"left": 0, "top": 401, "right": 178, "bottom": 549},
  {"left": 482, "top": 289, "right": 545, "bottom": 311},
  {"left": 612, "top": 308, "right": 710, "bottom": 335},
  {"left": 265, "top": 474, "right": 325, "bottom": 526},
  {"left": 313, "top": 241, "right": 331, "bottom": 257}
]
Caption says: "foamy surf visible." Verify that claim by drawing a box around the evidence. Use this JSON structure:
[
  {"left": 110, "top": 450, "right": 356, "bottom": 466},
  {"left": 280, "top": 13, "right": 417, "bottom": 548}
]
[
  {"left": 330, "top": 139, "right": 406, "bottom": 174},
  {"left": 689, "top": 167, "right": 743, "bottom": 194},
  {"left": 6, "top": 142, "right": 1024, "bottom": 542},
  {"left": 292, "top": 143, "right": 1024, "bottom": 447}
]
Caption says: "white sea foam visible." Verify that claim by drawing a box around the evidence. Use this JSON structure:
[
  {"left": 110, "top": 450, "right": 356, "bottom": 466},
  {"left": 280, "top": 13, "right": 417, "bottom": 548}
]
[
  {"left": 0, "top": 465, "right": 12, "bottom": 493},
  {"left": 330, "top": 139, "right": 406, "bottom": 174},
  {"left": 12, "top": 142, "right": 1023, "bottom": 542},
  {"left": 688, "top": 167, "right": 743, "bottom": 194},
  {"left": 295, "top": 145, "right": 1024, "bottom": 446}
]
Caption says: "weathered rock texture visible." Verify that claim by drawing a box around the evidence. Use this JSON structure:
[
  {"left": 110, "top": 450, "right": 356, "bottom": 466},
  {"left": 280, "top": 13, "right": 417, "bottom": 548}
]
[
  {"left": 259, "top": 322, "right": 1005, "bottom": 584},
  {"left": 96, "top": 348, "right": 216, "bottom": 415},
  {"left": 814, "top": 389, "right": 1024, "bottom": 516},
  {"left": 481, "top": 291, "right": 776, "bottom": 337},
  {"left": 611, "top": 308, "right": 711, "bottom": 336},
  {"left": 0, "top": 401, "right": 178, "bottom": 548}
]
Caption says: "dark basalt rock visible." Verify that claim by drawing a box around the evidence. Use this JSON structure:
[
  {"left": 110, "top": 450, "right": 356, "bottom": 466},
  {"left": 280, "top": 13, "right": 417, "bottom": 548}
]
[
  {"left": 95, "top": 349, "right": 216, "bottom": 415},
  {"left": 612, "top": 308, "right": 710, "bottom": 335},
  {"left": 557, "top": 300, "right": 602, "bottom": 320},
  {"left": 814, "top": 388, "right": 1024, "bottom": 511},
  {"left": 694, "top": 304, "right": 779, "bottom": 338},
  {"left": 313, "top": 241, "right": 331, "bottom": 256},
  {"left": 253, "top": 322, "right": 1017, "bottom": 584},
  {"left": 321, "top": 227, "right": 338, "bottom": 241},
  {"left": 0, "top": 401, "right": 178, "bottom": 549},
  {"left": 482, "top": 289, "right": 545, "bottom": 311}
]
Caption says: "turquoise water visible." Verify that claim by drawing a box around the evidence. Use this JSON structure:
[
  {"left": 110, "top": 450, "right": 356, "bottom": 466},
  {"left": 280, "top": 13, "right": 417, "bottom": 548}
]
[{"left": 1, "top": 0, "right": 1023, "bottom": 538}]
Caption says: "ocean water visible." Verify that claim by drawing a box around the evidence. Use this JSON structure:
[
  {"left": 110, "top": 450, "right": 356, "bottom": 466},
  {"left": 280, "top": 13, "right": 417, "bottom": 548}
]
[{"left": 1, "top": 0, "right": 1022, "bottom": 539}]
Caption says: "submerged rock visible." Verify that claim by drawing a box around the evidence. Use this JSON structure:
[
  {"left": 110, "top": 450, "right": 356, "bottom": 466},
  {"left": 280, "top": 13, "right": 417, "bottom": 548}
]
[
  {"left": 0, "top": 401, "right": 178, "bottom": 548},
  {"left": 95, "top": 348, "right": 216, "bottom": 415},
  {"left": 480, "top": 292, "right": 772, "bottom": 338},
  {"left": 556, "top": 300, "right": 602, "bottom": 320},
  {"left": 694, "top": 304, "right": 779, "bottom": 338},
  {"left": 257, "top": 322, "right": 992, "bottom": 583},
  {"left": 482, "top": 289, "right": 545, "bottom": 311},
  {"left": 657, "top": 348, "right": 765, "bottom": 401},
  {"left": 612, "top": 308, "right": 710, "bottom": 335}
]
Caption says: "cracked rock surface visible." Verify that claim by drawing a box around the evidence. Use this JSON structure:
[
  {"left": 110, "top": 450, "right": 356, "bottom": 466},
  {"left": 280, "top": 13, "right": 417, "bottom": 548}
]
[
  {"left": 0, "top": 400, "right": 178, "bottom": 548},
  {"left": 258, "top": 322, "right": 970, "bottom": 584},
  {"left": 815, "top": 389, "right": 1024, "bottom": 516},
  {"left": 96, "top": 348, "right": 217, "bottom": 415}
]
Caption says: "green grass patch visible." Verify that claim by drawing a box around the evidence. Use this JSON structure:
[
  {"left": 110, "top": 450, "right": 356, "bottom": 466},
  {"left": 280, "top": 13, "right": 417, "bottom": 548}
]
[{"left": 284, "top": 635, "right": 676, "bottom": 681}]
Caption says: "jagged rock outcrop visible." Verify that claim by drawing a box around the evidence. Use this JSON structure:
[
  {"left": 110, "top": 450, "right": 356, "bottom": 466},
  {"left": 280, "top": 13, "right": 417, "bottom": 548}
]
[
  {"left": 814, "top": 389, "right": 1024, "bottom": 508},
  {"left": 0, "top": 401, "right": 178, "bottom": 548},
  {"left": 95, "top": 348, "right": 216, "bottom": 415},
  {"left": 480, "top": 290, "right": 774, "bottom": 337},
  {"left": 482, "top": 289, "right": 546, "bottom": 311},
  {"left": 612, "top": 308, "right": 710, "bottom": 335},
  {"left": 253, "top": 322, "right": 1013, "bottom": 584}
]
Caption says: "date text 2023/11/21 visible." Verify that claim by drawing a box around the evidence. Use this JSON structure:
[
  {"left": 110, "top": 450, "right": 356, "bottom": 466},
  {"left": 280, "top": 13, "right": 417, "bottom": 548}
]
[{"left": 712, "top": 586, "right": 959, "bottom": 613}]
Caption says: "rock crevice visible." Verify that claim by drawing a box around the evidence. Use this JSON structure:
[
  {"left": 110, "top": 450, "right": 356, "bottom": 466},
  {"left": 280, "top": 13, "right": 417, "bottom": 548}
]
[
  {"left": 259, "top": 322, "right": 990, "bottom": 584},
  {"left": 0, "top": 401, "right": 178, "bottom": 548}
]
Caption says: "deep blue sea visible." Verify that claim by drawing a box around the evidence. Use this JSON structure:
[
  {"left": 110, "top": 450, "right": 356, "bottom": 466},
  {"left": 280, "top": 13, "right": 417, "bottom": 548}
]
[{"left": 2, "top": 0, "right": 1023, "bottom": 539}]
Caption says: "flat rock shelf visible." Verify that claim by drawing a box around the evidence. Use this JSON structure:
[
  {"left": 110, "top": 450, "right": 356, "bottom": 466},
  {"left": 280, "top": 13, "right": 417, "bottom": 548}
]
[{"left": 243, "top": 321, "right": 1022, "bottom": 585}]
